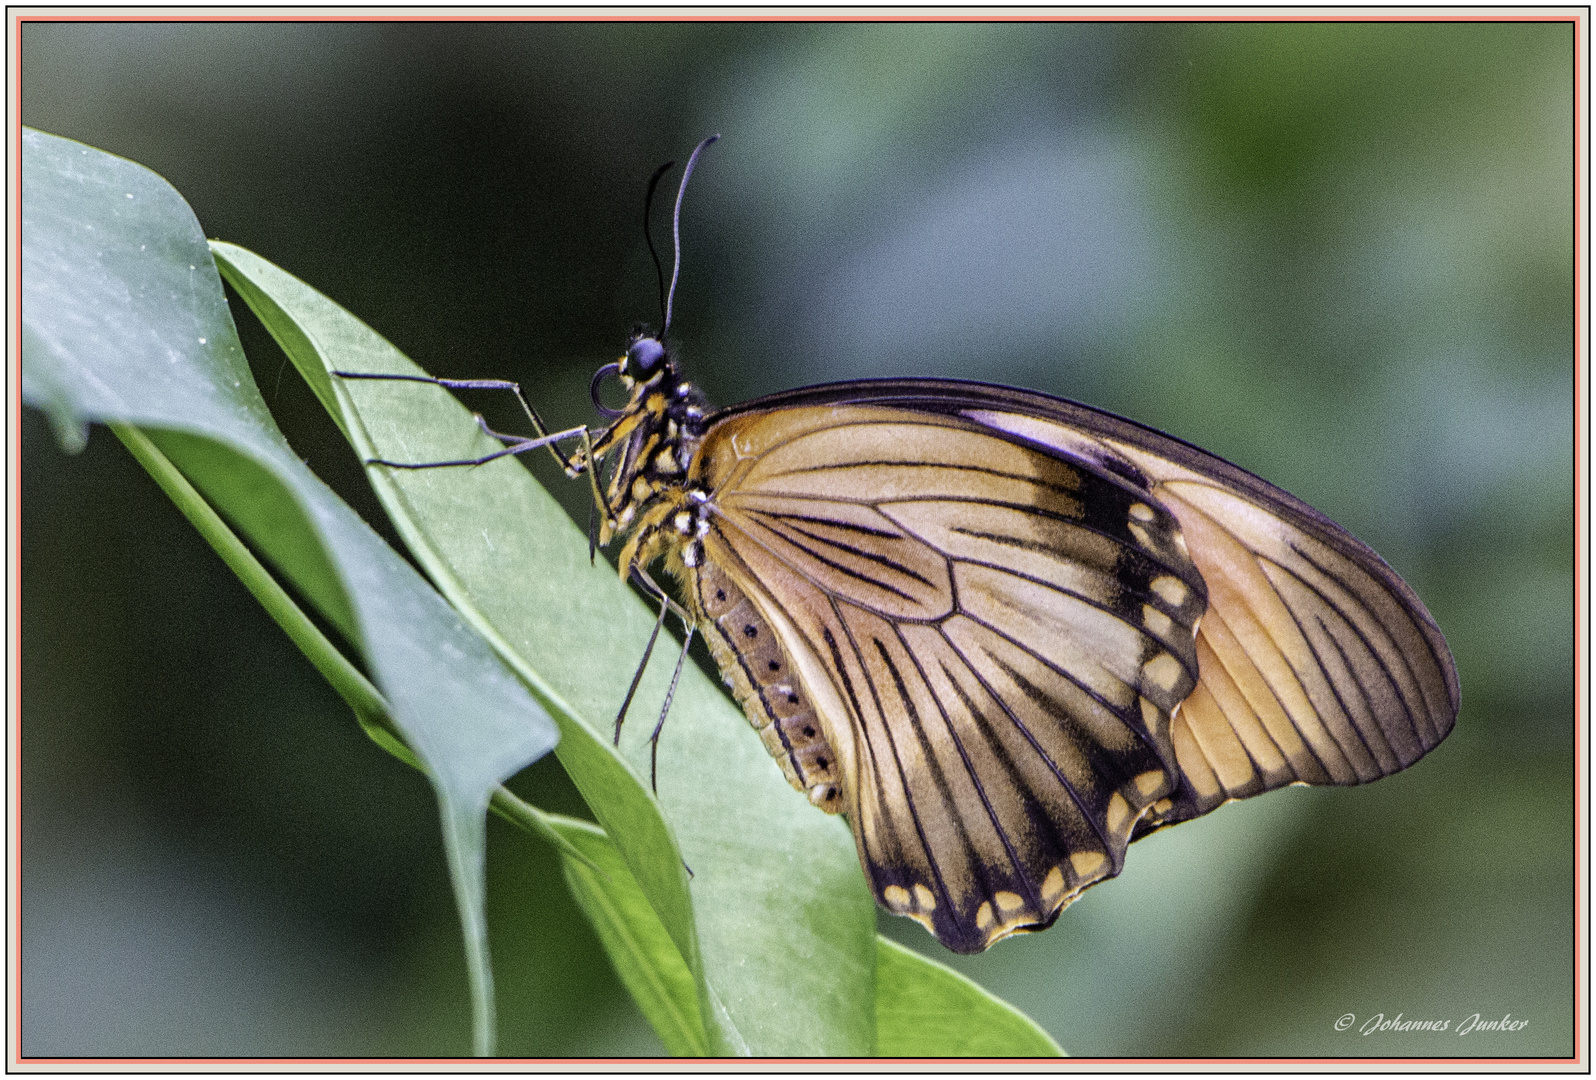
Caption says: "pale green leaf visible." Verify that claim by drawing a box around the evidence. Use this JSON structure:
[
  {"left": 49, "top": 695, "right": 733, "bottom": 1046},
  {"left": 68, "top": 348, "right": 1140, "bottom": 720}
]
[{"left": 21, "top": 126, "right": 558, "bottom": 1056}]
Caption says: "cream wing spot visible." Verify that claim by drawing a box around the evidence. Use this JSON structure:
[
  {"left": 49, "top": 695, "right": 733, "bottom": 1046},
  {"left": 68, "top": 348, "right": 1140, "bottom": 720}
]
[
  {"left": 883, "top": 884, "right": 911, "bottom": 909},
  {"left": 1142, "top": 604, "right": 1174, "bottom": 637},
  {"left": 1041, "top": 866, "right": 1067, "bottom": 904},
  {"left": 1129, "top": 502, "right": 1156, "bottom": 522},
  {"left": 1135, "top": 769, "right": 1167, "bottom": 798},
  {"left": 975, "top": 902, "right": 996, "bottom": 931},
  {"left": 912, "top": 883, "right": 937, "bottom": 911},
  {"left": 1140, "top": 695, "right": 1165, "bottom": 738},
  {"left": 1070, "top": 850, "right": 1107, "bottom": 879},
  {"left": 1151, "top": 575, "right": 1189, "bottom": 607},
  {"left": 1106, "top": 792, "right": 1132, "bottom": 835},
  {"left": 1143, "top": 652, "right": 1184, "bottom": 693},
  {"left": 994, "top": 890, "right": 1026, "bottom": 916}
]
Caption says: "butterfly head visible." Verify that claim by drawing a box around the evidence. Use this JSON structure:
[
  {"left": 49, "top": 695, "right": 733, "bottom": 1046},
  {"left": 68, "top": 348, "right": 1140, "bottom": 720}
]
[
  {"left": 603, "top": 326, "right": 708, "bottom": 435},
  {"left": 588, "top": 327, "right": 676, "bottom": 421},
  {"left": 623, "top": 330, "right": 669, "bottom": 381}
]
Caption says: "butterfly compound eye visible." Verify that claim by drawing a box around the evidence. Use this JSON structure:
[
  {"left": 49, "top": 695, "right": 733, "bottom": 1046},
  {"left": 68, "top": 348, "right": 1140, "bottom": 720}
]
[{"left": 627, "top": 336, "right": 666, "bottom": 377}]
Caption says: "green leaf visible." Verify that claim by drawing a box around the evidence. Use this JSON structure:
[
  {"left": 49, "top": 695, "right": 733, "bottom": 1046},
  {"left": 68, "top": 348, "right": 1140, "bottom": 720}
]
[
  {"left": 109, "top": 421, "right": 610, "bottom": 888},
  {"left": 548, "top": 816, "right": 708, "bottom": 1057},
  {"left": 875, "top": 937, "right": 1064, "bottom": 1058},
  {"left": 20, "top": 126, "right": 559, "bottom": 1057},
  {"left": 208, "top": 242, "right": 880, "bottom": 1055}
]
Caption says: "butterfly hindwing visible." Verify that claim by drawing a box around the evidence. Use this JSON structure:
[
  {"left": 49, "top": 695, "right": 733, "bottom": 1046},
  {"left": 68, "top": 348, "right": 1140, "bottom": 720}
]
[{"left": 694, "top": 405, "right": 1209, "bottom": 952}]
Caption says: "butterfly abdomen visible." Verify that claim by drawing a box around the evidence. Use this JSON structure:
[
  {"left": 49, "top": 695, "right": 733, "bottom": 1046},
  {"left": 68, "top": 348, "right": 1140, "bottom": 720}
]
[{"left": 693, "top": 558, "right": 845, "bottom": 814}]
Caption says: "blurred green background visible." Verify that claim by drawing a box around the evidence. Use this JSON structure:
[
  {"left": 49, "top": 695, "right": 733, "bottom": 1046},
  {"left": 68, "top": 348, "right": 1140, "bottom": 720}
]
[{"left": 21, "top": 20, "right": 1573, "bottom": 1058}]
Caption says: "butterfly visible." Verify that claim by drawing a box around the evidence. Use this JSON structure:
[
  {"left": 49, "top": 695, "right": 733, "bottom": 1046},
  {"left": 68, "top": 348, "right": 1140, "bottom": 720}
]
[{"left": 340, "top": 137, "right": 1460, "bottom": 954}]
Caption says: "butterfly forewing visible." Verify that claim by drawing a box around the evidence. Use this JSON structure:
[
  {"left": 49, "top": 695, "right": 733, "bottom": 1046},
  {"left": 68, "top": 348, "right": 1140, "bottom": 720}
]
[
  {"left": 948, "top": 396, "right": 1459, "bottom": 829},
  {"left": 693, "top": 404, "right": 1209, "bottom": 952}
]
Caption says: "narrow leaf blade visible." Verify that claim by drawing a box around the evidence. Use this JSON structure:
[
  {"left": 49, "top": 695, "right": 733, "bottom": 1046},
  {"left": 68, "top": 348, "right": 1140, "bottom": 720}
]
[
  {"left": 550, "top": 817, "right": 708, "bottom": 1057},
  {"left": 875, "top": 937, "right": 1064, "bottom": 1058},
  {"left": 21, "top": 126, "right": 556, "bottom": 1056}
]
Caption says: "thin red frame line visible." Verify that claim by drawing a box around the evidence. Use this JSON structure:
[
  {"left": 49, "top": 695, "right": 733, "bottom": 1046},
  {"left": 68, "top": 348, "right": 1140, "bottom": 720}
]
[
  {"left": 1577, "top": 9, "right": 1589, "bottom": 1069},
  {"left": 8, "top": 1055, "right": 1583, "bottom": 1066},
  {"left": 16, "top": 1060, "right": 1580, "bottom": 1068},
  {"left": 10, "top": 9, "right": 1587, "bottom": 1069},
  {"left": 9, "top": 11, "right": 1588, "bottom": 21},
  {"left": 1564, "top": 9, "right": 1588, "bottom": 1068},
  {"left": 12, "top": 8, "right": 23, "bottom": 1068}
]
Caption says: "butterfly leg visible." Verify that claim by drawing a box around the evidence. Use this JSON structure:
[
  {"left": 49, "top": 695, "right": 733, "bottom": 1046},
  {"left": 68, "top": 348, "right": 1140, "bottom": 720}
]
[
  {"left": 649, "top": 622, "right": 696, "bottom": 794},
  {"left": 333, "top": 371, "right": 625, "bottom": 563},
  {"left": 332, "top": 370, "right": 590, "bottom": 472},
  {"left": 634, "top": 564, "right": 694, "bottom": 627},
  {"left": 578, "top": 426, "right": 609, "bottom": 548},
  {"left": 613, "top": 566, "right": 699, "bottom": 796},
  {"left": 613, "top": 589, "right": 670, "bottom": 746},
  {"left": 612, "top": 565, "right": 695, "bottom": 738},
  {"left": 360, "top": 423, "right": 588, "bottom": 469}
]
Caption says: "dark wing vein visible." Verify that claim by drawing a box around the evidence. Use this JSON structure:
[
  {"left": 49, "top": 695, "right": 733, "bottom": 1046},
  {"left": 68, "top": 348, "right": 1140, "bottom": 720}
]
[
  {"left": 957, "top": 597, "right": 1171, "bottom": 774},
  {"left": 769, "top": 517, "right": 939, "bottom": 587},
  {"left": 764, "top": 490, "right": 1202, "bottom": 586},
  {"left": 1257, "top": 546, "right": 1413, "bottom": 769},
  {"left": 830, "top": 603, "right": 961, "bottom": 919},
  {"left": 948, "top": 523, "right": 1195, "bottom": 589},
  {"left": 943, "top": 625, "right": 1119, "bottom": 860},
  {"left": 942, "top": 546, "right": 1155, "bottom": 636},
  {"left": 1315, "top": 614, "right": 1389, "bottom": 768},
  {"left": 1249, "top": 555, "right": 1386, "bottom": 773},
  {"left": 1267, "top": 555, "right": 1412, "bottom": 768},
  {"left": 766, "top": 456, "right": 1085, "bottom": 501},
  {"left": 934, "top": 657, "right": 1055, "bottom": 907},
  {"left": 1285, "top": 540, "right": 1433, "bottom": 748},
  {"left": 894, "top": 625, "right": 1040, "bottom": 912},
  {"left": 1199, "top": 607, "right": 1342, "bottom": 784},
  {"left": 871, "top": 636, "right": 987, "bottom": 900},
  {"left": 742, "top": 515, "right": 924, "bottom": 605},
  {"left": 755, "top": 510, "right": 904, "bottom": 539}
]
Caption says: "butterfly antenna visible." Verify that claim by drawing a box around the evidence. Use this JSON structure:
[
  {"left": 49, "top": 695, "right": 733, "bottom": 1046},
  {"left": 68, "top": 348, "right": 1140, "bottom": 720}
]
[
  {"left": 642, "top": 160, "right": 676, "bottom": 332},
  {"left": 663, "top": 133, "right": 720, "bottom": 333}
]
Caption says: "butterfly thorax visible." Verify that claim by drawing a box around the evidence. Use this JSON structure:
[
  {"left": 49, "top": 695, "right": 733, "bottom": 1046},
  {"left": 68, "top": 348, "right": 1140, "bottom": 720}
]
[{"left": 576, "top": 333, "right": 715, "bottom": 577}]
